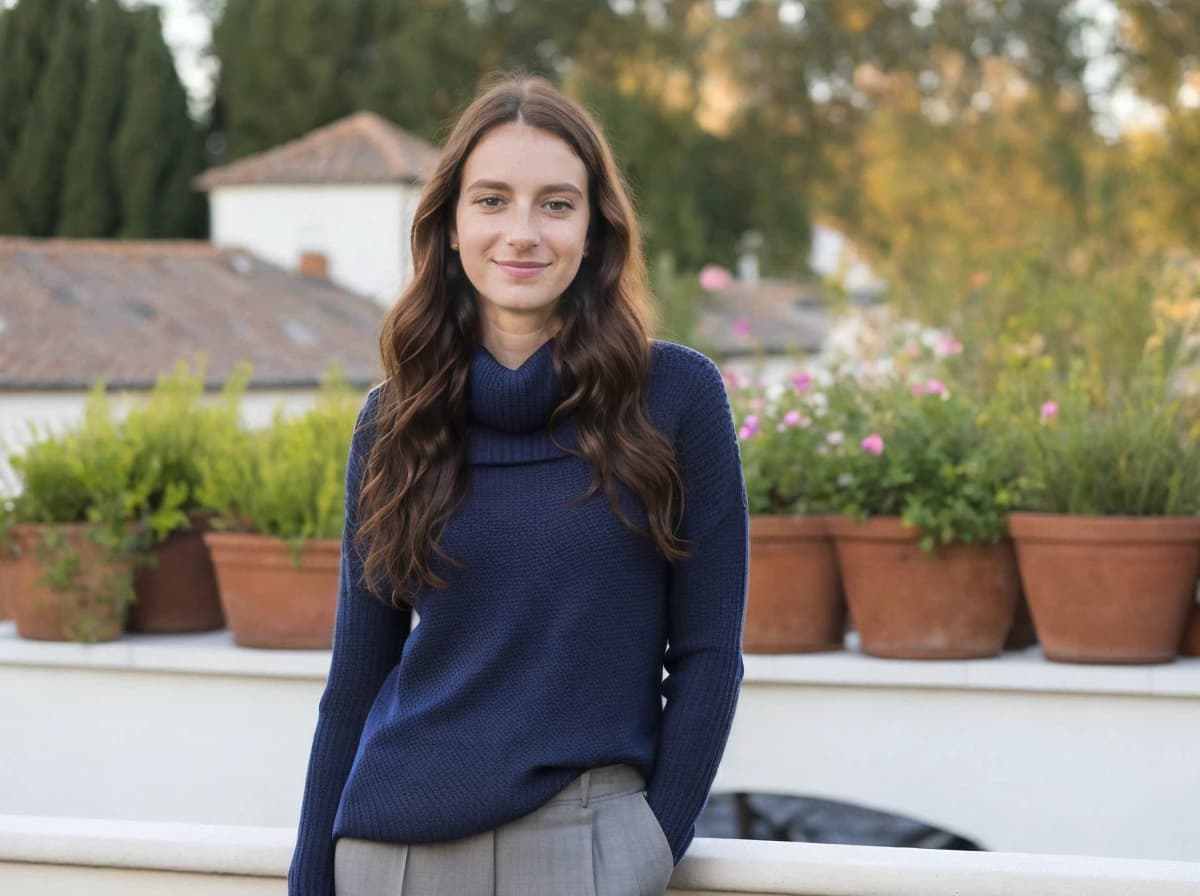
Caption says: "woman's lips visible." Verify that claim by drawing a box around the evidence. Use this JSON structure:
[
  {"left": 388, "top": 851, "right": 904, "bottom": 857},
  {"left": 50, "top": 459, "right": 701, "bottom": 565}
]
[{"left": 496, "top": 261, "right": 549, "bottom": 279}]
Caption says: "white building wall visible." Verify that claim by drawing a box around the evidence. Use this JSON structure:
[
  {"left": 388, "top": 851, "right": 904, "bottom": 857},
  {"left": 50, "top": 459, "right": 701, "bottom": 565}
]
[{"left": 208, "top": 184, "right": 423, "bottom": 307}]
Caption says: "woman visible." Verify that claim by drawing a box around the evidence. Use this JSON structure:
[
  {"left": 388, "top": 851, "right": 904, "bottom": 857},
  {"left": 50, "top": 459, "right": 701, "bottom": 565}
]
[{"left": 288, "top": 74, "right": 749, "bottom": 896}]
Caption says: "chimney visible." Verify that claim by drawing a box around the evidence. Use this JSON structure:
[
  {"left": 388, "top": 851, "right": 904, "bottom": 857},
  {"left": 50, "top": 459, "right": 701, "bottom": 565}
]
[
  {"left": 299, "top": 250, "right": 328, "bottom": 279},
  {"left": 737, "top": 230, "right": 762, "bottom": 285}
]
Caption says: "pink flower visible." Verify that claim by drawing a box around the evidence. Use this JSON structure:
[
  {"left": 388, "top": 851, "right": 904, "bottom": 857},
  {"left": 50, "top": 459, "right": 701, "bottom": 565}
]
[
  {"left": 738, "top": 426, "right": 755, "bottom": 440},
  {"left": 914, "top": 379, "right": 948, "bottom": 398},
  {"left": 749, "top": 398, "right": 764, "bottom": 411},
  {"left": 826, "top": 430, "right": 844, "bottom": 446},
  {"left": 935, "top": 336, "right": 964, "bottom": 357},
  {"left": 791, "top": 370, "right": 813, "bottom": 392},
  {"left": 698, "top": 264, "right": 733, "bottom": 291},
  {"left": 740, "top": 414, "right": 760, "bottom": 439},
  {"left": 722, "top": 368, "right": 742, "bottom": 390},
  {"left": 904, "top": 343, "right": 922, "bottom": 358},
  {"left": 1040, "top": 401, "right": 1058, "bottom": 421},
  {"left": 861, "top": 433, "right": 885, "bottom": 455},
  {"left": 732, "top": 316, "right": 752, "bottom": 338},
  {"left": 782, "top": 409, "right": 802, "bottom": 427}
]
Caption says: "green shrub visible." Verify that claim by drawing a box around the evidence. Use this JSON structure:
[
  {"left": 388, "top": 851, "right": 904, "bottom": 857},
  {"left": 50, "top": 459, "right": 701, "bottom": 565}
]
[{"left": 198, "top": 366, "right": 363, "bottom": 556}]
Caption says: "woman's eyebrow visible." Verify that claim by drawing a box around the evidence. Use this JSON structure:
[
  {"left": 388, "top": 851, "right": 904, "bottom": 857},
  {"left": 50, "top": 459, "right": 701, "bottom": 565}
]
[{"left": 465, "top": 179, "right": 584, "bottom": 198}]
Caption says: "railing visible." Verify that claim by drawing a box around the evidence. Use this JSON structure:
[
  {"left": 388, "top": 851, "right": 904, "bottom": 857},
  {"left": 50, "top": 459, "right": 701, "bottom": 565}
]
[{"left": 2, "top": 816, "right": 1198, "bottom": 896}]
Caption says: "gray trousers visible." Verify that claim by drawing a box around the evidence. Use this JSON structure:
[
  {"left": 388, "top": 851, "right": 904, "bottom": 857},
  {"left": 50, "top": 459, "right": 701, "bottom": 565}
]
[{"left": 333, "top": 763, "right": 675, "bottom": 896}]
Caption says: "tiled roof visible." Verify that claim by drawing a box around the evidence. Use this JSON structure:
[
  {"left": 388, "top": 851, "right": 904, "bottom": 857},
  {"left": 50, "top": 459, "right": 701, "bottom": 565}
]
[
  {"left": 694, "top": 278, "right": 833, "bottom": 355},
  {"left": 0, "top": 239, "right": 385, "bottom": 390},
  {"left": 194, "top": 111, "right": 441, "bottom": 190}
]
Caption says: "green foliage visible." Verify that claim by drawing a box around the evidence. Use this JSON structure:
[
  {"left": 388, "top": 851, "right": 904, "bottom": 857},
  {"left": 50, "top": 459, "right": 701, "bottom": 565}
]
[
  {"left": 0, "top": 0, "right": 59, "bottom": 232},
  {"left": 1010, "top": 360, "right": 1200, "bottom": 517},
  {"left": 730, "top": 367, "right": 868, "bottom": 516},
  {"left": 58, "top": 0, "right": 135, "bottom": 237},
  {"left": 820, "top": 378, "right": 1023, "bottom": 550},
  {"left": 210, "top": 0, "right": 356, "bottom": 160},
  {"left": 8, "top": 0, "right": 86, "bottom": 235},
  {"left": 197, "top": 367, "right": 362, "bottom": 553},
  {"left": 8, "top": 384, "right": 141, "bottom": 529},
  {"left": 4, "top": 384, "right": 144, "bottom": 635},
  {"left": 121, "top": 359, "right": 250, "bottom": 543},
  {"left": 114, "top": 5, "right": 202, "bottom": 238}
]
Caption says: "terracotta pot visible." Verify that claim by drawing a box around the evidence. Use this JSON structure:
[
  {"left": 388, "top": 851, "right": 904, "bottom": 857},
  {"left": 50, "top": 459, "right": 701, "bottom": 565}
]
[
  {"left": 1180, "top": 600, "right": 1200, "bottom": 657},
  {"left": 204, "top": 531, "right": 340, "bottom": 649},
  {"left": 5, "top": 523, "right": 133, "bottom": 642},
  {"left": 828, "top": 516, "right": 1020, "bottom": 660},
  {"left": 0, "top": 553, "right": 12, "bottom": 622},
  {"left": 1009, "top": 513, "right": 1200, "bottom": 665},
  {"left": 746, "top": 515, "right": 845, "bottom": 653},
  {"left": 128, "top": 512, "right": 225, "bottom": 634},
  {"left": 1004, "top": 588, "right": 1038, "bottom": 651}
]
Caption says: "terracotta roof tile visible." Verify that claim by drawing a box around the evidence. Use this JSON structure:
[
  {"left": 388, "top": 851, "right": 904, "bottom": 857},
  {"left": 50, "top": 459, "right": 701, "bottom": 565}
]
[
  {"left": 194, "top": 111, "right": 442, "bottom": 190},
  {"left": 695, "top": 278, "right": 832, "bottom": 354},
  {"left": 0, "top": 238, "right": 385, "bottom": 390}
]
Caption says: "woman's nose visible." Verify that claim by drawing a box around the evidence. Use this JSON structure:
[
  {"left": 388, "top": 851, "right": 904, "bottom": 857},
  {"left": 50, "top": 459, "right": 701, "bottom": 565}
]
[{"left": 506, "top": 209, "right": 540, "bottom": 247}]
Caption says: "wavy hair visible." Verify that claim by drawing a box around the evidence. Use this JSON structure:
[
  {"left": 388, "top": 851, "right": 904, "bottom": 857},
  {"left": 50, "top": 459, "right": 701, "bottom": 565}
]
[{"left": 358, "top": 73, "right": 689, "bottom": 608}]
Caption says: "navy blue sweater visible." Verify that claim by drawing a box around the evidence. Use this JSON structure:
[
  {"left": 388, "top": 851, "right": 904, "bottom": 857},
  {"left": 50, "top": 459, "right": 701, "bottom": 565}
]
[{"left": 288, "top": 337, "right": 748, "bottom": 894}]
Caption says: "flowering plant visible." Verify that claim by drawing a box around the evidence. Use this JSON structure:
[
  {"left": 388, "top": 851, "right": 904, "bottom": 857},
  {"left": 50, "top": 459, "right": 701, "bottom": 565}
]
[
  {"left": 1011, "top": 362, "right": 1200, "bottom": 516},
  {"left": 728, "top": 368, "right": 866, "bottom": 515},
  {"left": 821, "top": 376, "right": 1024, "bottom": 550}
]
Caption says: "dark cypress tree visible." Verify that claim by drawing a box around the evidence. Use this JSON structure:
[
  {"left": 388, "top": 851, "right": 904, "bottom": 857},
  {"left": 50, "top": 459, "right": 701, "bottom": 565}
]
[
  {"left": 0, "top": 0, "right": 71, "bottom": 233},
  {"left": 113, "top": 5, "right": 201, "bottom": 238},
  {"left": 59, "top": 0, "right": 135, "bottom": 237},
  {"left": 9, "top": 0, "right": 87, "bottom": 236},
  {"left": 210, "top": 0, "right": 356, "bottom": 161}
]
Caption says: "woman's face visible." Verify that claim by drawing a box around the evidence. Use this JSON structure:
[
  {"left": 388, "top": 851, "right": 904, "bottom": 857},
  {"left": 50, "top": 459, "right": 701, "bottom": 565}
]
[{"left": 452, "top": 122, "right": 591, "bottom": 328}]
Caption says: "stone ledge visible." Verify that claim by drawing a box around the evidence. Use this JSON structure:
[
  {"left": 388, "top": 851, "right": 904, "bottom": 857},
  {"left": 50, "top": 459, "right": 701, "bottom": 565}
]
[
  {"left": 0, "top": 622, "right": 329, "bottom": 680},
  {"left": 4, "top": 621, "right": 1197, "bottom": 697},
  {"left": 744, "top": 636, "right": 1200, "bottom": 698},
  {"left": 2, "top": 815, "right": 1198, "bottom": 895}
]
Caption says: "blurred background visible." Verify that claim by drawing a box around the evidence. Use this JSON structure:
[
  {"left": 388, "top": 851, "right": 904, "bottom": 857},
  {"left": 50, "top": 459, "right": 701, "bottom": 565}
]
[{"left": 4, "top": 0, "right": 1200, "bottom": 365}]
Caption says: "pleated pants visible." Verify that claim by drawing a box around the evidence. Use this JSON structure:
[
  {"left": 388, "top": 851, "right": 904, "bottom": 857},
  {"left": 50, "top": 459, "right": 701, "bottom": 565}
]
[{"left": 333, "top": 763, "right": 675, "bottom": 896}]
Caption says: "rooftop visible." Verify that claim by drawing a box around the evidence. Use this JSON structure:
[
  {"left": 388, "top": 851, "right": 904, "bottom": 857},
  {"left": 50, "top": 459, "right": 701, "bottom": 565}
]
[
  {"left": 0, "top": 238, "right": 384, "bottom": 390},
  {"left": 193, "top": 111, "right": 442, "bottom": 190}
]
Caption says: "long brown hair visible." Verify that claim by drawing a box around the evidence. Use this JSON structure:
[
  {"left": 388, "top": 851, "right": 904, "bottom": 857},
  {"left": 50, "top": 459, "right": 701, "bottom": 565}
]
[{"left": 358, "top": 73, "right": 688, "bottom": 608}]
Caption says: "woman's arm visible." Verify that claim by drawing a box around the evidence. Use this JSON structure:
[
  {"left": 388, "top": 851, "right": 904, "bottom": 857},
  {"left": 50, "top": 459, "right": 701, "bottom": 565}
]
[
  {"left": 644, "top": 356, "right": 750, "bottom": 864},
  {"left": 288, "top": 388, "right": 414, "bottom": 896}
]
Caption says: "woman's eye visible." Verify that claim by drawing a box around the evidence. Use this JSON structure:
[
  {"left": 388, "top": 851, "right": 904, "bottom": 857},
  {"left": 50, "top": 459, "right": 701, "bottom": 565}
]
[
  {"left": 546, "top": 200, "right": 573, "bottom": 212},
  {"left": 477, "top": 196, "right": 503, "bottom": 208}
]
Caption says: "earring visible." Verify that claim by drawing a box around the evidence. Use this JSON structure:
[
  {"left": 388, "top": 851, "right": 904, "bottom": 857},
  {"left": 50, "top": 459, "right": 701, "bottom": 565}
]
[{"left": 450, "top": 242, "right": 459, "bottom": 251}]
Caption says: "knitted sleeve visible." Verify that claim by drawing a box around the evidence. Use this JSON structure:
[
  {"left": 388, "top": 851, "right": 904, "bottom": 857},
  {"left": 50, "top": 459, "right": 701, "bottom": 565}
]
[
  {"left": 288, "top": 387, "right": 414, "bottom": 896},
  {"left": 644, "top": 354, "right": 749, "bottom": 864}
]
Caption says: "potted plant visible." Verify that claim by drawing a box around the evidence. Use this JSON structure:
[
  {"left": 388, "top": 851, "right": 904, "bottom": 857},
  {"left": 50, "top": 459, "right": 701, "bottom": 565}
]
[
  {"left": 199, "top": 369, "right": 362, "bottom": 649},
  {"left": 1008, "top": 356, "right": 1200, "bottom": 665},
  {"left": 120, "top": 360, "right": 248, "bottom": 634},
  {"left": 2, "top": 386, "right": 142, "bottom": 643},
  {"left": 730, "top": 368, "right": 867, "bottom": 653},
  {"left": 823, "top": 377, "right": 1024, "bottom": 659}
]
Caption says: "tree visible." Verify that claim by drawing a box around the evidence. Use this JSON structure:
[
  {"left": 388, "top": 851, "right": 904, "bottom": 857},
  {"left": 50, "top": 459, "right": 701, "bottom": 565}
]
[
  {"left": 59, "top": 0, "right": 135, "bottom": 237},
  {"left": 114, "top": 5, "right": 202, "bottom": 237},
  {"left": 8, "top": 0, "right": 87, "bottom": 236},
  {"left": 209, "top": 0, "right": 357, "bottom": 161},
  {"left": 0, "top": 0, "right": 74, "bottom": 233}
]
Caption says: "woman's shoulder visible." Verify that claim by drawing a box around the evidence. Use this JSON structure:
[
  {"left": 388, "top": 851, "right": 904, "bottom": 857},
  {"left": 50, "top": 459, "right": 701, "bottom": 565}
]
[
  {"left": 649, "top": 339, "right": 723, "bottom": 388},
  {"left": 646, "top": 339, "right": 729, "bottom": 427}
]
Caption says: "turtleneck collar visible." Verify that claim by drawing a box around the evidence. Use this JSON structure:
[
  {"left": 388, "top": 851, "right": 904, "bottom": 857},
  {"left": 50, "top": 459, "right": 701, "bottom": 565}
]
[{"left": 466, "top": 337, "right": 579, "bottom": 465}]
